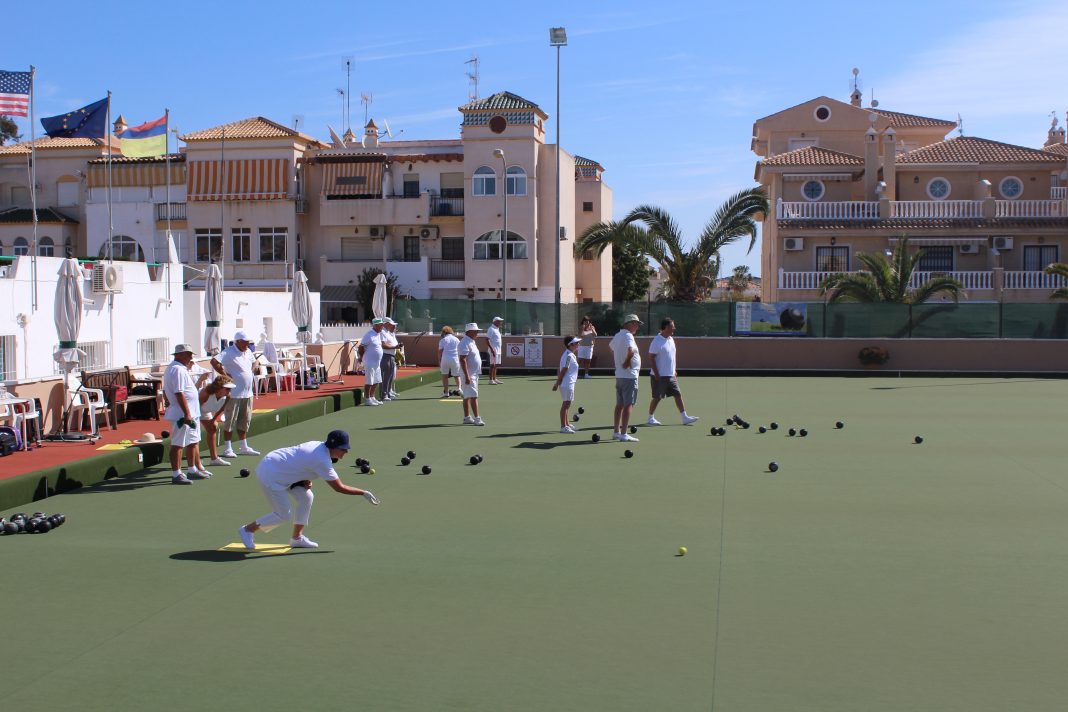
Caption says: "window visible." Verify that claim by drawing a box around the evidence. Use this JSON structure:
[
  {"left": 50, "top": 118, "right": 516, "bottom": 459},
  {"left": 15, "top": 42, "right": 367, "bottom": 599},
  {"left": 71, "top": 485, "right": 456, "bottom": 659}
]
[
  {"left": 473, "top": 230, "right": 527, "bottom": 260},
  {"left": 916, "top": 245, "right": 953, "bottom": 272},
  {"left": 195, "top": 229, "right": 223, "bottom": 263},
  {"left": 441, "top": 236, "right": 464, "bottom": 261},
  {"left": 10, "top": 186, "right": 29, "bottom": 206},
  {"left": 813, "top": 105, "right": 832, "bottom": 122},
  {"left": 1023, "top": 245, "right": 1058, "bottom": 271},
  {"left": 0, "top": 334, "right": 15, "bottom": 380},
  {"left": 403, "top": 236, "right": 420, "bottom": 262},
  {"left": 489, "top": 115, "right": 507, "bottom": 134},
  {"left": 53, "top": 340, "right": 109, "bottom": 373},
  {"left": 582, "top": 249, "right": 595, "bottom": 261},
  {"left": 259, "top": 227, "right": 287, "bottom": 262},
  {"left": 999, "top": 176, "right": 1023, "bottom": 200},
  {"left": 98, "top": 235, "right": 145, "bottom": 261},
  {"left": 816, "top": 246, "right": 849, "bottom": 272},
  {"left": 440, "top": 172, "right": 464, "bottom": 199},
  {"left": 582, "top": 201, "right": 593, "bottom": 212},
  {"left": 801, "top": 180, "right": 825, "bottom": 202},
  {"left": 38, "top": 237, "right": 55, "bottom": 257},
  {"left": 341, "top": 238, "right": 378, "bottom": 261},
  {"left": 402, "top": 173, "right": 420, "bottom": 198},
  {"left": 788, "top": 138, "right": 818, "bottom": 152},
  {"left": 473, "top": 166, "right": 496, "bottom": 196},
  {"left": 13, "top": 237, "right": 28, "bottom": 256},
  {"left": 926, "top": 177, "right": 951, "bottom": 200},
  {"left": 506, "top": 166, "right": 527, "bottom": 196},
  {"left": 232, "top": 227, "right": 252, "bottom": 262},
  {"left": 137, "top": 337, "right": 170, "bottom": 365}
]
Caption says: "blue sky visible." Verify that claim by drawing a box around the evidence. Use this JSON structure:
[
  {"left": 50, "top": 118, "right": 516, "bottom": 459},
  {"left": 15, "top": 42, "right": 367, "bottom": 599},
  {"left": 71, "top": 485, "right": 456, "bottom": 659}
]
[{"left": 7, "top": 0, "right": 1067, "bottom": 276}]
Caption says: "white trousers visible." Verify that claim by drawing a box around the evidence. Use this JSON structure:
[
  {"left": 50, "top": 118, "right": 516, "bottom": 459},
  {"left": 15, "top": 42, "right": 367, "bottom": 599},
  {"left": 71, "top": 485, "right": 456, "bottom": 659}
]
[{"left": 254, "top": 479, "right": 314, "bottom": 531}]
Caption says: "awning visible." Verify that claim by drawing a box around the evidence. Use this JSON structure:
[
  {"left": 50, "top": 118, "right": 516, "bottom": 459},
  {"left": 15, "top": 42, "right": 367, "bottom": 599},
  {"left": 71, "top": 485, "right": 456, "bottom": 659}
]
[
  {"left": 888, "top": 237, "right": 986, "bottom": 245},
  {"left": 783, "top": 173, "right": 855, "bottom": 182},
  {"left": 320, "top": 285, "right": 359, "bottom": 303},
  {"left": 187, "top": 158, "right": 289, "bottom": 201},
  {"left": 88, "top": 161, "right": 185, "bottom": 188},
  {"left": 322, "top": 160, "right": 383, "bottom": 197}
]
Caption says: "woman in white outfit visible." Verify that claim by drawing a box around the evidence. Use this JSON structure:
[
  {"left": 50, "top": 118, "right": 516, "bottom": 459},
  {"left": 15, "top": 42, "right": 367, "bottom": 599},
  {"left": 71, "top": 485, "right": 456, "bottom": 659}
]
[
  {"left": 438, "top": 326, "right": 462, "bottom": 398},
  {"left": 552, "top": 336, "right": 581, "bottom": 432},
  {"left": 577, "top": 316, "right": 597, "bottom": 379}
]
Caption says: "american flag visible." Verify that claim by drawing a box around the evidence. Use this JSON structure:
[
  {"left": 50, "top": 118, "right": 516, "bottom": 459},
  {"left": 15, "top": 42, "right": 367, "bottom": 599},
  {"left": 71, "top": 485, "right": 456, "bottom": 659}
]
[{"left": 0, "top": 70, "right": 32, "bottom": 117}]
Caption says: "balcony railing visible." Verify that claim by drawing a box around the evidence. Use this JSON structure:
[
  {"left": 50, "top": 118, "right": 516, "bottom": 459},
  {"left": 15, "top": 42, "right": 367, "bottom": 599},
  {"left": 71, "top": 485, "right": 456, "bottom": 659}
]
[
  {"left": 777, "top": 197, "right": 1068, "bottom": 221},
  {"left": 429, "top": 259, "right": 465, "bottom": 280},
  {"left": 994, "top": 200, "right": 1067, "bottom": 218},
  {"left": 778, "top": 270, "right": 993, "bottom": 290},
  {"left": 155, "top": 202, "right": 186, "bottom": 221},
  {"left": 778, "top": 201, "right": 880, "bottom": 220},
  {"left": 430, "top": 196, "right": 464, "bottom": 217},
  {"left": 1002, "top": 271, "right": 1068, "bottom": 290},
  {"left": 888, "top": 200, "right": 982, "bottom": 219},
  {"left": 1052, "top": 187, "right": 1067, "bottom": 200}
]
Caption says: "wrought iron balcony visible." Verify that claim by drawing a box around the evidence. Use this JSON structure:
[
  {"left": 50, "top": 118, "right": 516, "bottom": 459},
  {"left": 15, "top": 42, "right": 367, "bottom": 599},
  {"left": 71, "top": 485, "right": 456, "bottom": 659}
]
[{"left": 430, "top": 196, "right": 464, "bottom": 217}]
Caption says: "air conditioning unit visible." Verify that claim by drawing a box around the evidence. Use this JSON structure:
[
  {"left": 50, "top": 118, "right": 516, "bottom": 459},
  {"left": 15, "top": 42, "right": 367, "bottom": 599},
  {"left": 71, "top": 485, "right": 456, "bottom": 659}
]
[
  {"left": 419, "top": 226, "right": 439, "bottom": 239},
  {"left": 91, "top": 264, "right": 125, "bottom": 294},
  {"left": 959, "top": 243, "right": 979, "bottom": 254},
  {"left": 992, "top": 236, "right": 1013, "bottom": 250},
  {"left": 783, "top": 237, "right": 804, "bottom": 251},
  {"left": 368, "top": 225, "right": 386, "bottom": 238}
]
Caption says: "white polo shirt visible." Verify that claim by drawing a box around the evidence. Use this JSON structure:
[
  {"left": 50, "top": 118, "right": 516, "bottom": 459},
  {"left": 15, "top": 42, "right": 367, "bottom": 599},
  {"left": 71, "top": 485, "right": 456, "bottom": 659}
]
[
  {"left": 486, "top": 324, "right": 502, "bottom": 354},
  {"left": 558, "top": 350, "right": 579, "bottom": 388},
  {"left": 218, "top": 345, "right": 255, "bottom": 398},
  {"left": 163, "top": 360, "right": 201, "bottom": 421},
  {"left": 359, "top": 329, "right": 384, "bottom": 366},
  {"left": 256, "top": 441, "right": 341, "bottom": 491},
  {"left": 609, "top": 329, "right": 641, "bottom": 379},
  {"left": 381, "top": 329, "right": 398, "bottom": 355},
  {"left": 438, "top": 334, "right": 460, "bottom": 360},
  {"left": 458, "top": 335, "right": 482, "bottom": 375},
  {"left": 649, "top": 334, "right": 677, "bottom": 377}
]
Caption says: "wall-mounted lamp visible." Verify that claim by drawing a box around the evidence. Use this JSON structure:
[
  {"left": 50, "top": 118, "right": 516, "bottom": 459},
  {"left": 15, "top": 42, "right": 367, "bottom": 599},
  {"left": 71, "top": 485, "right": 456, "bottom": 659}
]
[{"left": 237, "top": 300, "right": 249, "bottom": 313}]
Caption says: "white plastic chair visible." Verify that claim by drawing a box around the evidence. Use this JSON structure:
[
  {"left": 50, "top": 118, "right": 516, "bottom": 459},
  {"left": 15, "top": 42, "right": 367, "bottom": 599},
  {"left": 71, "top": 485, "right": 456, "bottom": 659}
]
[{"left": 67, "top": 388, "right": 113, "bottom": 435}]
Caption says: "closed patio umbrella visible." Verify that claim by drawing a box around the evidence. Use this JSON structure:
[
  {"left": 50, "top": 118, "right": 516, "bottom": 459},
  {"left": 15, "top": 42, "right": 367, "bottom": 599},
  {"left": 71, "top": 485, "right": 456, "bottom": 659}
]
[
  {"left": 291, "top": 270, "right": 313, "bottom": 386},
  {"left": 50, "top": 258, "right": 89, "bottom": 440},
  {"left": 204, "top": 263, "right": 223, "bottom": 356},
  {"left": 371, "top": 272, "right": 388, "bottom": 320}
]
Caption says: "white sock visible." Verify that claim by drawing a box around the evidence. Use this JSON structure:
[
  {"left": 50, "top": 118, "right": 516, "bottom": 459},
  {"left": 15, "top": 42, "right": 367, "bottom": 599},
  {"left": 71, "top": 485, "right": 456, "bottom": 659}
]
[
  {"left": 241, "top": 439, "right": 249, "bottom": 449},
  {"left": 681, "top": 411, "right": 689, "bottom": 418},
  {"left": 173, "top": 469, "right": 184, "bottom": 477}
]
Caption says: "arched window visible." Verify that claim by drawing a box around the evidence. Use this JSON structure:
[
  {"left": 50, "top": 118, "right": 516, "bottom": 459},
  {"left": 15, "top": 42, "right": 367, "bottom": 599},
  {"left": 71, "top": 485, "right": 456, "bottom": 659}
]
[
  {"left": 472, "top": 166, "right": 496, "bottom": 196},
  {"left": 38, "top": 237, "right": 55, "bottom": 256},
  {"left": 97, "top": 235, "right": 145, "bottom": 261},
  {"left": 506, "top": 166, "right": 527, "bottom": 196},
  {"left": 13, "top": 237, "right": 29, "bottom": 256},
  {"left": 473, "top": 230, "right": 527, "bottom": 260}
]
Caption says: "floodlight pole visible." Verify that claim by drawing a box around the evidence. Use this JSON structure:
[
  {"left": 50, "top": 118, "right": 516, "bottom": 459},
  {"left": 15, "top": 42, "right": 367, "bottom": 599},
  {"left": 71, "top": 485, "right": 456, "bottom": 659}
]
[
  {"left": 493, "top": 148, "right": 508, "bottom": 315},
  {"left": 550, "top": 27, "right": 567, "bottom": 336}
]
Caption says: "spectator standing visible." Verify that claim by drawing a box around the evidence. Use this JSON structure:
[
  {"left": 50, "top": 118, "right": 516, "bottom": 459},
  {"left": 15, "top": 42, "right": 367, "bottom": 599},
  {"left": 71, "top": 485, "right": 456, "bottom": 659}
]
[
  {"left": 609, "top": 315, "right": 642, "bottom": 442},
  {"left": 380, "top": 317, "right": 399, "bottom": 400},
  {"left": 212, "top": 330, "right": 259, "bottom": 457},
  {"left": 438, "top": 326, "right": 462, "bottom": 398},
  {"left": 357, "top": 319, "right": 385, "bottom": 406},
  {"left": 577, "top": 316, "right": 597, "bottom": 379},
  {"left": 237, "top": 430, "right": 379, "bottom": 550},
  {"left": 163, "top": 344, "right": 206, "bottom": 485},
  {"left": 647, "top": 318, "right": 699, "bottom": 426},
  {"left": 552, "top": 336, "right": 581, "bottom": 433},
  {"left": 486, "top": 316, "right": 504, "bottom": 384},
  {"left": 458, "top": 323, "right": 486, "bottom": 425}
]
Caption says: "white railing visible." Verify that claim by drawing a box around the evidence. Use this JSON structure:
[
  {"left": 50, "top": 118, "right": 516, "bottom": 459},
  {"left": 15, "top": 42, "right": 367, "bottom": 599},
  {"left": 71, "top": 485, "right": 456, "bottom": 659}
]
[
  {"left": 995, "top": 200, "right": 1067, "bottom": 218},
  {"left": 1052, "top": 187, "right": 1067, "bottom": 200},
  {"left": 888, "top": 200, "right": 982, "bottom": 219},
  {"left": 137, "top": 337, "right": 171, "bottom": 366},
  {"left": 777, "top": 270, "right": 852, "bottom": 290},
  {"left": 53, "top": 340, "right": 110, "bottom": 374},
  {"left": 1002, "top": 271, "right": 1068, "bottom": 290},
  {"left": 909, "top": 271, "right": 991, "bottom": 290},
  {"left": 0, "top": 334, "right": 15, "bottom": 380},
  {"left": 777, "top": 201, "right": 880, "bottom": 220}
]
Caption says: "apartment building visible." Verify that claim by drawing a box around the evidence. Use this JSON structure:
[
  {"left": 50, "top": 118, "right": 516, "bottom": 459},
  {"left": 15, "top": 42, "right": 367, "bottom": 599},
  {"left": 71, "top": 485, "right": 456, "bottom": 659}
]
[{"left": 752, "top": 91, "right": 1068, "bottom": 303}]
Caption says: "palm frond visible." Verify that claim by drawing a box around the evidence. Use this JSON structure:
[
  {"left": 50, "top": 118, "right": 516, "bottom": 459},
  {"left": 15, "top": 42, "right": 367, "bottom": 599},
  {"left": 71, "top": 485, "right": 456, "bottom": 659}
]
[
  {"left": 820, "top": 272, "right": 882, "bottom": 303},
  {"left": 908, "top": 276, "right": 964, "bottom": 304}
]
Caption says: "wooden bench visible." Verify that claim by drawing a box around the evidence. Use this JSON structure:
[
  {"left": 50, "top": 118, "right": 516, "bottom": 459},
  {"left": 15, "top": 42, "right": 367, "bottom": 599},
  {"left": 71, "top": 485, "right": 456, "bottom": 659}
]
[{"left": 80, "top": 366, "right": 163, "bottom": 428}]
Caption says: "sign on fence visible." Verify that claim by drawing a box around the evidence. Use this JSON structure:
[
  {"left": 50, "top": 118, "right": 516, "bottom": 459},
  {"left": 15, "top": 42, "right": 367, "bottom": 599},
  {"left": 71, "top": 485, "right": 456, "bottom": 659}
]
[
  {"left": 735, "top": 302, "right": 809, "bottom": 336},
  {"left": 524, "top": 338, "right": 543, "bottom": 367}
]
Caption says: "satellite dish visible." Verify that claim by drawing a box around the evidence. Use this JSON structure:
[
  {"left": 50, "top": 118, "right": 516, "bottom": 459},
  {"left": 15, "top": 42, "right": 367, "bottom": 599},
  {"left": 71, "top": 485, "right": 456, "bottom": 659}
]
[
  {"left": 871, "top": 99, "right": 880, "bottom": 108},
  {"left": 292, "top": 114, "right": 305, "bottom": 130},
  {"left": 852, "top": 67, "right": 859, "bottom": 77},
  {"left": 382, "top": 119, "right": 393, "bottom": 138}
]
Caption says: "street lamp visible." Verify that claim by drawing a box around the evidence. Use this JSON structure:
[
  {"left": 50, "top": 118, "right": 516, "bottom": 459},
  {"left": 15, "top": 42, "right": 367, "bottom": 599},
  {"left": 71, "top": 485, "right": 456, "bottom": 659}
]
[
  {"left": 493, "top": 148, "right": 508, "bottom": 311},
  {"left": 549, "top": 26, "right": 567, "bottom": 335}
]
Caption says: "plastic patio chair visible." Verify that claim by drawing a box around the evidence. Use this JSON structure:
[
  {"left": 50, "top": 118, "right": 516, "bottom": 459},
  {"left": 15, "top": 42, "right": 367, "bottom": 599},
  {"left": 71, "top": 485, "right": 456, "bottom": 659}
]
[{"left": 67, "top": 388, "right": 113, "bottom": 435}]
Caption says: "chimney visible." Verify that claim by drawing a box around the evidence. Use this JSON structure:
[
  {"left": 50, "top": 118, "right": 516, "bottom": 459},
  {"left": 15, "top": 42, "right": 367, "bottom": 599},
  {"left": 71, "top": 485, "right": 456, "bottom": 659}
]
[
  {"left": 882, "top": 127, "right": 897, "bottom": 200},
  {"left": 864, "top": 127, "right": 879, "bottom": 200},
  {"left": 362, "top": 119, "right": 380, "bottom": 149},
  {"left": 1045, "top": 113, "right": 1066, "bottom": 147},
  {"left": 850, "top": 87, "right": 862, "bottom": 108}
]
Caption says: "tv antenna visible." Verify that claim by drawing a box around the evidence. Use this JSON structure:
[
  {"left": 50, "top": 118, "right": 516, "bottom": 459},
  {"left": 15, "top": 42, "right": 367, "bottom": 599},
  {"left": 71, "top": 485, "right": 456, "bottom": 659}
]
[
  {"left": 361, "top": 92, "right": 373, "bottom": 125},
  {"left": 849, "top": 67, "right": 863, "bottom": 102},
  {"left": 291, "top": 114, "right": 304, "bottom": 131},
  {"left": 957, "top": 113, "right": 964, "bottom": 137},
  {"left": 335, "top": 88, "right": 345, "bottom": 132},
  {"left": 342, "top": 56, "right": 353, "bottom": 131},
  {"left": 465, "top": 55, "right": 480, "bottom": 100}
]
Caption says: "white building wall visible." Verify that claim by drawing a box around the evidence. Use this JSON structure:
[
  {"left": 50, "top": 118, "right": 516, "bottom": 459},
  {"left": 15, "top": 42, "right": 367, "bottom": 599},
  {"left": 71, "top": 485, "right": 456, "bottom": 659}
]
[{"left": 182, "top": 288, "right": 321, "bottom": 354}]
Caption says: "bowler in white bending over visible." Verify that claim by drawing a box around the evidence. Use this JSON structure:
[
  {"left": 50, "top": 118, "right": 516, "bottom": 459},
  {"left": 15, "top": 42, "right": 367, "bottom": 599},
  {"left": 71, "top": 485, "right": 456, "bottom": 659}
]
[{"left": 238, "top": 430, "right": 379, "bottom": 550}]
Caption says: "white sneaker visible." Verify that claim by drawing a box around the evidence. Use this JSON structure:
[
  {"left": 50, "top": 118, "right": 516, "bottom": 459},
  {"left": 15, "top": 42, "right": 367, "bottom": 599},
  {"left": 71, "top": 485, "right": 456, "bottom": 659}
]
[
  {"left": 188, "top": 468, "right": 212, "bottom": 479},
  {"left": 612, "top": 432, "right": 624, "bottom": 441},
  {"left": 238, "top": 446, "right": 261, "bottom": 456},
  {"left": 473, "top": 417, "right": 486, "bottom": 426},
  {"left": 238, "top": 526, "right": 255, "bottom": 550},
  {"left": 647, "top": 417, "right": 662, "bottom": 426},
  {"left": 441, "top": 392, "right": 451, "bottom": 399},
  {"left": 462, "top": 416, "right": 475, "bottom": 424},
  {"left": 221, "top": 447, "right": 237, "bottom": 459},
  {"left": 682, "top": 415, "right": 700, "bottom": 426},
  {"left": 365, "top": 398, "right": 380, "bottom": 406},
  {"left": 209, "top": 457, "right": 231, "bottom": 467},
  {"left": 560, "top": 425, "right": 576, "bottom": 434},
  {"left": 289, "top": 534, "right": 319, "bottom": 548},
  {"left": 172, "top": 473, "right": 192, "bottom": 485},
  {"left": 389, "top": 391, "right": 399, "bottom": 398},
  {"left": 621, "top": 434, "right": 640, "bottom": 442}
]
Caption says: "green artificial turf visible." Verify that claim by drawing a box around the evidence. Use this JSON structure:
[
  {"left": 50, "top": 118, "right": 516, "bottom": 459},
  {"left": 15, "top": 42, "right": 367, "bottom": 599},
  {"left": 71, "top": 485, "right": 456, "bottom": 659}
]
[{"left": 2, "top": 376, "right": 1067, "bottom": 711}]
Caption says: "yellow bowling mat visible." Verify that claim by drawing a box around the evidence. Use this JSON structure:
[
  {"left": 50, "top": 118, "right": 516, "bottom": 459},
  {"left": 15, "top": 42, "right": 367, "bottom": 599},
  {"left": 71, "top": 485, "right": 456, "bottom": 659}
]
[
  {"left": 218, "top": 543, "right": 291, "bottom": 554},
  {"left": 252, "top": 408, "right": 276, "bottom": 414}
]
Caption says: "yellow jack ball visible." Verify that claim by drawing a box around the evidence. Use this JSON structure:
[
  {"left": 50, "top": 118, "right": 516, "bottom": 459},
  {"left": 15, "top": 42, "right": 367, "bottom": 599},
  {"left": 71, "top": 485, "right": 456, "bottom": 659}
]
[
  {"left": 678, "top": 546, "right": 688, "bottom": 556},
  {"left": 369, "top": 468, "right": 376, "bottom": 475}
]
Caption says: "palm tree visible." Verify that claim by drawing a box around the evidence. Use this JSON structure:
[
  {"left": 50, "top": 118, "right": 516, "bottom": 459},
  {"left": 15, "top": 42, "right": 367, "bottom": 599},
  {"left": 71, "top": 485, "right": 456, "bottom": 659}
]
[
  {"left": 819, "top": 237, "right": 965, "bottom": 303},
  {"left": 576, "top": 188, "right": 769, "bottom": 302},
  {"left": 1043, "top": 262, "right": 1068, "bottom": 300},
  {"left": 727, "top": 265, "right": 753, "bottom": 299}
]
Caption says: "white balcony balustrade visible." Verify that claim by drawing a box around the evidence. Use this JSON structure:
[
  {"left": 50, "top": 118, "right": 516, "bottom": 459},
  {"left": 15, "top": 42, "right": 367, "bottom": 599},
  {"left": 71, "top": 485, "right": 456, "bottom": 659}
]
[
  {"left": 1002, "top": 271, "right": 1068, "bottom": 290},
  {"left": 994, "top": 200, "right": 1067, "bottom": 218},
  {"left": 888, "top": 201, "right": 982, "bottom": 219},
  {"left": 777, "top": 201, "right": 880, "bottom": 220}
]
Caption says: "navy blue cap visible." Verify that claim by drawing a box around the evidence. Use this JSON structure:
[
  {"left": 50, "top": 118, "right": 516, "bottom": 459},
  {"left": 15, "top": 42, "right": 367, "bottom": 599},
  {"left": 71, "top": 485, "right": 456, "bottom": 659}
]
[{"left": 324, "top": 430, "right": 351, "bottom": 450}]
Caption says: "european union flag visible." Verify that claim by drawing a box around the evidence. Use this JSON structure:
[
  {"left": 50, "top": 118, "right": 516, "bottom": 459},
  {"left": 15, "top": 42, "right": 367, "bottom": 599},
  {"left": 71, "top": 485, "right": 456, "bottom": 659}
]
[{"left": 41, "top": 97, "right": 109, "bottom": 139}]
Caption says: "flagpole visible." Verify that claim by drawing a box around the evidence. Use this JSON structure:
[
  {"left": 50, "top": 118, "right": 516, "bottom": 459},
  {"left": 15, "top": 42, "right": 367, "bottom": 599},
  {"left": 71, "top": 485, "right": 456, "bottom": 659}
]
[
  {"left": 165, "top": 108, "right": 172, "bottom": 302},
  {"left": 28, "top": 65, "right": 38, "bottom": 311},
  {"left": 220, "top": 125, "right": 226, "bottom": 297},
  {"left": 106, "top": 90, "right": 113, "bottom": 263}
]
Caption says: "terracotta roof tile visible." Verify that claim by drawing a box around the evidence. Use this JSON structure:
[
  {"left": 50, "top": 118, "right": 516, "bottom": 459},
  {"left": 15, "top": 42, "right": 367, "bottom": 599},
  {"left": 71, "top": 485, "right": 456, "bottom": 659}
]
[
  {"left": 460, "top": 91, "right": 547, "bottom": 117},
  {"left": 871, "top": 108, "right": 956, "bottom": 128},
  {"left": 0, "top": 136, "right": 118, "bottom": 154},
  {"left": 897, "top": 136, "right": 1065, "bottom": 164},
  {"left": 574, "top": 155, "right": 603, "bottom": 169},
  {"left": 88, "top": 153, "right": 186, "bottom": 164},
  {"left": 180, "top": 117, "right": 324, "bottom": 146},
  {"left": 0, "top": 207, "right": 78, "bottom": 224},
  {"left": 1043, "top": 143, "right": 1068, "bottom": 156},
  {"left": 761, "top": 146, "right": 864, "bottom": 168}
]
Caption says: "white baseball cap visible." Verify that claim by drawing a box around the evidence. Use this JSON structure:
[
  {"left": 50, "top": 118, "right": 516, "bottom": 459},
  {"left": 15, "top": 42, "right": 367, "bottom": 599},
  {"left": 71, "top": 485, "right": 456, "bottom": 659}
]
[
  {"left": 464, "top": 322, "right": 480, "bottom": 332},
  {"left": 492, "top": 316, "right": 503, "bottom": 323},
  {"left": 233, "top": 330, "right": 250, "bottom": 341}
]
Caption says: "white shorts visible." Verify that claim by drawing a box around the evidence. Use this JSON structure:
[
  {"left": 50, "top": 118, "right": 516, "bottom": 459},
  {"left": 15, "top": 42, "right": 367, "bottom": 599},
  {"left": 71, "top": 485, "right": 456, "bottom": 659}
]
[
  {"left": 559, "top": 384, "right": 575, "bottom": 402},
  {"left": 364, "top": 365, "right": 382, "bottom": 385},
  {"left": 577, "top": 346, "right": 594, "bottom": 360},
  {"left": 461, "top": 375, "right": 479, "bottom": 399},
  {"left": 489, "top": 350, "right": 500, "bottom": 365},
  {"left": 171, "top": 419, "right": 201, "bottom": 447},
  {"left": 441, "top": 358, "right": 462, "bottom": 377}
]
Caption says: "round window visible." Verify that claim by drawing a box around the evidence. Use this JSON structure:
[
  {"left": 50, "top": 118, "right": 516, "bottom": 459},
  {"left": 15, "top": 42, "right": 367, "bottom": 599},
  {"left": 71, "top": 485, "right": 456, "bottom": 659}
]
[
  {"left": 999, "top": 176, "right": 1023, "bottom": 199},
  {"left": 801, "top": 180, "right": 825, "bottom": 201},
  {"left": 489, "top": 115, "right": 507, "bottom": 134},
  {"left": 926, "top": 177, "right": 951, "bottom": 200},
  {"left": 814, "top": 105, "right": 831, "bottom": 122}
]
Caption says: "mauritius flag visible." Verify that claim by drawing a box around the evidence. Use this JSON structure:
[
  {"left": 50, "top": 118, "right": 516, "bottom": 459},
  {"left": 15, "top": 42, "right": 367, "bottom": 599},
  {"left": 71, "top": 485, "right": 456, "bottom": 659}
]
[{"left": 121, "top": 114, "right": 167, "bottom": 157}]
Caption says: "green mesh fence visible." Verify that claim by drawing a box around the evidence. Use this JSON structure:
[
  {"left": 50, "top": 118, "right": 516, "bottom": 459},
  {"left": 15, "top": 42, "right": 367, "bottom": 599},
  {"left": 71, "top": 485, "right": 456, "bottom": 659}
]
[{"left": 388, "top": 299, "right": 1068, "bottom": 339}]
